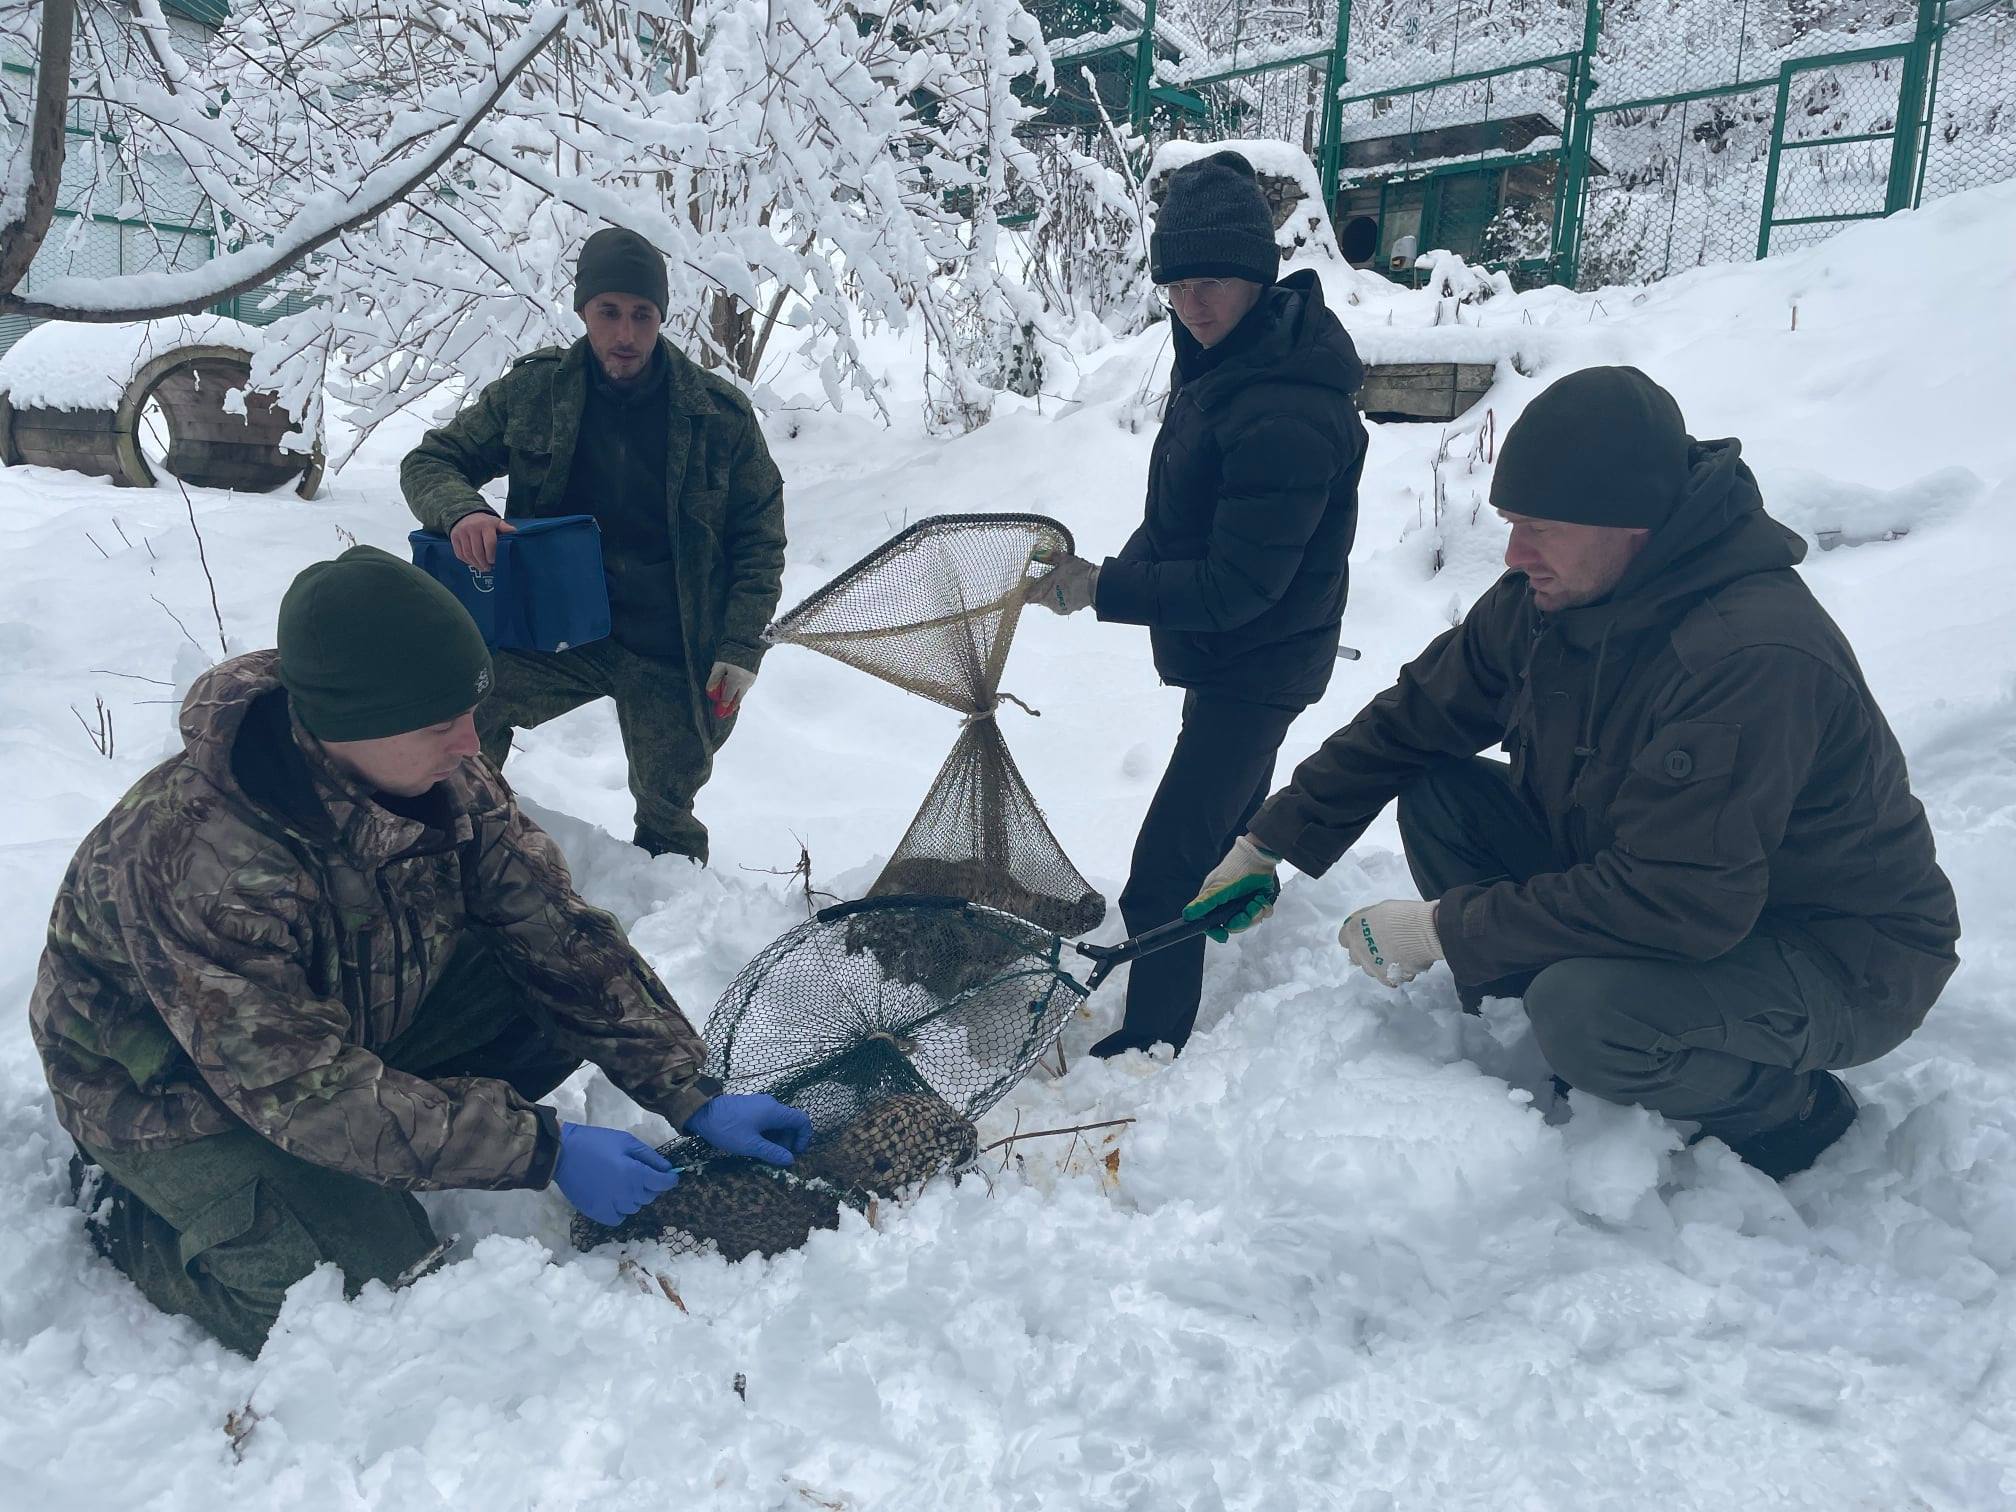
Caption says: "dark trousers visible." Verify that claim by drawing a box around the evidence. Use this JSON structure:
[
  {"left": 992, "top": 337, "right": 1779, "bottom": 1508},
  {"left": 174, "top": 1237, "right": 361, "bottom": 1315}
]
[
  {"left": 1110, "top": 691, "right": 1301, "bottom": 1055},
  {"left": 78, "top": 940, "right": 579, "bottom": 1357},
  {"left": 1397, "top": 758, "right": 1878, "bottom": 1144}
]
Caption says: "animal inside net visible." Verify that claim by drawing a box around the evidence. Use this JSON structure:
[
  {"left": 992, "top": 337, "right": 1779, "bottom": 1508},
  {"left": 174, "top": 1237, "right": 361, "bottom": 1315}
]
[
  {"left": 572, "top": 898, "right": 1086, "bottom": 1258},
  {"left": 765, "top": 513, "right": 1104, "bottom": 933}
]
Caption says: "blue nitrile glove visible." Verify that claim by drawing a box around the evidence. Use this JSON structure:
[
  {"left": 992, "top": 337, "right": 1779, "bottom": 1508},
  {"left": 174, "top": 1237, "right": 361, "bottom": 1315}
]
[
  {"left": 685, "top": 1093, "right": 815, "bottom": 1167},
  {"left": 552, "top": 1121, "right": 681, "bottom": 1227},
  {"left": 1182, "top": 835, "right": 1283, "bottom": 942}
]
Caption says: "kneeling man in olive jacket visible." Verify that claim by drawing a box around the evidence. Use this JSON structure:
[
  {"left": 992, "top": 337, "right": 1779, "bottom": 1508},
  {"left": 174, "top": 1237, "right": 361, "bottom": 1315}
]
[{"left": 1187, "top": 367, "right": 1959, "bottom": 1178}]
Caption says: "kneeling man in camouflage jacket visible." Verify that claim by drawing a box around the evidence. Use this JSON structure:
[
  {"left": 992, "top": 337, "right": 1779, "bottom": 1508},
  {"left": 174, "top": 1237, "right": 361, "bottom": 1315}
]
[
  {"left": 1185, "top": 367, "right": 1959, "bottom": 1179},
  {"left": 32, "top": 547, "right": 809, "bottom": 1355}
]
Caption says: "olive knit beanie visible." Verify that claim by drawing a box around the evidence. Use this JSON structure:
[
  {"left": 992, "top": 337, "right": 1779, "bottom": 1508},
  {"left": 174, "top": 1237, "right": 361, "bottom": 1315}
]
[
  {"left": 278, "top": 546, "right": 493, "bottom": 741},
  {"left": 574, "top": 226, "right": 669, "bottom": 318}
]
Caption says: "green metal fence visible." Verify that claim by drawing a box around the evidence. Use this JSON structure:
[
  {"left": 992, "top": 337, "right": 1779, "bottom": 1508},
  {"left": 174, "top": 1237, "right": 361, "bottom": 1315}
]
[{"left": 1047, "top": 0, "right": 2016, "bottom": 288}]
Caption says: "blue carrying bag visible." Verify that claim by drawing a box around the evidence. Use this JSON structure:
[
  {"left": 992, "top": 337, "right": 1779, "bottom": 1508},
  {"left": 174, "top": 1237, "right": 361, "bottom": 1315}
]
[{"left": 409, "top": 514, "right": 612, "bottom": 653}]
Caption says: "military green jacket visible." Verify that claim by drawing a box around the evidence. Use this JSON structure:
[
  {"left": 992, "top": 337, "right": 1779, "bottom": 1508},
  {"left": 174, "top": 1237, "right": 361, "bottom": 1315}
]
[
  {"left": 400, "top": 337, "right": 786, "bottom": 680},
  {"left": 31, "top": 652, "right": 717, "bottom": 1192}
]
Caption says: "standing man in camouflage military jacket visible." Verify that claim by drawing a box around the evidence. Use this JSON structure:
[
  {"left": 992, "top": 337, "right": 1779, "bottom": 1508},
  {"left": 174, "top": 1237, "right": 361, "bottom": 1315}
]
[
  {"left": 33, "top": 548, "right": 811, "bottom": 1355},
  {"left": 402, "top": 225, "right": 788, "bottom": 862}
]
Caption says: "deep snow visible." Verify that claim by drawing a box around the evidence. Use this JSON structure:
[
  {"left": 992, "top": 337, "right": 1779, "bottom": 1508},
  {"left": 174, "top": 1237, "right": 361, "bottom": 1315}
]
[{"left": 2, "top": 183, "right": 2014, "bottom": 1510}]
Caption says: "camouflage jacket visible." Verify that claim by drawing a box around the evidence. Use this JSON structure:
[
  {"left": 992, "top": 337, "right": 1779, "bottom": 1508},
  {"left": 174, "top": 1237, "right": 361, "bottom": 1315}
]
[
  {"left": 400, "top": 336, "right": 786, "bottom": 681},
  {"left": 31, "top": 652, "right": 718, "bottom": 1192}
]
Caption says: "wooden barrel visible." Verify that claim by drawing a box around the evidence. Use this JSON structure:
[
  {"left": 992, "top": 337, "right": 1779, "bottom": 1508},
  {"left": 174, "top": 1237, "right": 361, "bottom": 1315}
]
[{"left": 0, "top": 342, "right": 323, "bottom": 498}]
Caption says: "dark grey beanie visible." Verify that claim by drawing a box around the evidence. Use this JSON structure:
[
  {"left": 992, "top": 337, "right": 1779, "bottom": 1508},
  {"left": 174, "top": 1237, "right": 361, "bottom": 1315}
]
[
  {"left": 1491, "top": 367, "right": 1692, "bottom": 530},
  {"left": 1150, "top": 150, "right": 1280, "bottom": 286},
  {"left": 575, "top": 226, "right": 669, "bottom": 318}
]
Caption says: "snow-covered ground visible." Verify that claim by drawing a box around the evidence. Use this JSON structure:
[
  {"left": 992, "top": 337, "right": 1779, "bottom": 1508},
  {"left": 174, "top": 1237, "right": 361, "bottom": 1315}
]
[{"left": 3, "top": 183, "right": 2014, "bottom": 1510}]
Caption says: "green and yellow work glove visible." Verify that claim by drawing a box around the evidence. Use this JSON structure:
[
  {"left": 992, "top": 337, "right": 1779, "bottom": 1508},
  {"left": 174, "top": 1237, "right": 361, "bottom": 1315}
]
[{"left": 1183, "top": 835, "right": 1282, "bottom": 942}]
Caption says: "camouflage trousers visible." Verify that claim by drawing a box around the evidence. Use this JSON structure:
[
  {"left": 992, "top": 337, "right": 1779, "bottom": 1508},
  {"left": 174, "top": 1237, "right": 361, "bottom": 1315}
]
[
  {"left": 77, "top": 939, "right": 578, "bottom": 1357},
  {"left": 475, "top": 639, "right": 732, "bottom": 862}
]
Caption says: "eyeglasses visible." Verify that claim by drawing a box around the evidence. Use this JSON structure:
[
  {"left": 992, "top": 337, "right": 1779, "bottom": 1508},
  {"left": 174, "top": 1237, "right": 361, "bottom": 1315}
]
[{"left": 1156, "top": 277, "right": 1234, "bottom": 308}]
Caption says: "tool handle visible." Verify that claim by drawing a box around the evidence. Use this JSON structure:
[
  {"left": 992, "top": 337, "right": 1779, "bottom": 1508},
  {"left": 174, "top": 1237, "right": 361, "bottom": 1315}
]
[{"left": 1072, "top": 888, "right": 1275, "bottom": 990}]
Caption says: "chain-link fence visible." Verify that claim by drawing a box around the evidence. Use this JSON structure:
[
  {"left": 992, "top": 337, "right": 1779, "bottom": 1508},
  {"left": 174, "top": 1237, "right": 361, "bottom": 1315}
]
[
  {"left": 1049, "top": 0, "right": 2016, "bottom": 289},
  {"left": 1917, "top": 1, "right": 2016, "bottom": 205}
]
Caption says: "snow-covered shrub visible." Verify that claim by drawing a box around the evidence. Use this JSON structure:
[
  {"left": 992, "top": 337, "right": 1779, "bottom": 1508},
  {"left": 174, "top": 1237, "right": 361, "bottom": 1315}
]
[
  {"left": 295, "top": 0, "right": 1060, "bottom": 455},
  {"left": 6, "top": 0, "right": 1059, "bottom": 457},
  {"left": 1020, "top": 125, "right": 1154, "bottom": 336}
]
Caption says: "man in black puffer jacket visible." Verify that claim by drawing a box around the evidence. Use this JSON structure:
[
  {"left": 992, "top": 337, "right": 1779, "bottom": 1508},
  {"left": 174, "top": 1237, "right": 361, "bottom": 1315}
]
[{"left": 1028, "top": 149, "right": 1367, "bottom": 1057}]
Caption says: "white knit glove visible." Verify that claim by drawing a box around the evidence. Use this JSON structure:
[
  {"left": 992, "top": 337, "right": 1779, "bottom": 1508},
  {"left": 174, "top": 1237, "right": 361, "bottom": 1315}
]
[
  {"left": 706, "top": 661, "right": 757, "bottom": 717},
  {"left": 1339, "top": 900, "right": 1444, "bottom": 986},
  {"left": 1026, "top": 547, "right": 1100, "bottom": 616}
]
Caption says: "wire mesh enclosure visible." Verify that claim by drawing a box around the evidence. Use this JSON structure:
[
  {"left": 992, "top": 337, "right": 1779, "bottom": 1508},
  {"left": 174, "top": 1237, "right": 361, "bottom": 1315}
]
[
  {"left": 1918, "top": 2, "right": 2016, "bottom": 206},
  {"left": 572, "top": 897, "right": 1090, "bottom": 1258},
  {"left": 766, "top": 513, "right": 1106, "bottom": 936},
  {"left": 1031, "top": 0, "right": 2016, "bottom": 289}
]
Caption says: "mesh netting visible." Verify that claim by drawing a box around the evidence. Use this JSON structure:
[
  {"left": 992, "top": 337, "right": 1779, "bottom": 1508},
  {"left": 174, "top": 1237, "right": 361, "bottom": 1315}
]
[
  {"left": 572, "top": 897, "right": 1089, "bottom": 1257},
  {"left": 871, "top": 717, "right": 1106, "bottom": 937},
  {"left": 765, "top": 513, "right": 1106, "bottom": 935},
  {"left": 766, "top": 512, "right": 1070, "bottom": 714}
]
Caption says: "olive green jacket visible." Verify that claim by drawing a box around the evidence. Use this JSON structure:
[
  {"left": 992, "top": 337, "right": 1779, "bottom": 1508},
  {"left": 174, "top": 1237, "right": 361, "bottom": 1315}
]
[
  {"left": 1249, "top": 439, "right": 1959, "bottom": 1039},
  {"left": 400, "top": 337, "right": 786, "bottom": 685}
]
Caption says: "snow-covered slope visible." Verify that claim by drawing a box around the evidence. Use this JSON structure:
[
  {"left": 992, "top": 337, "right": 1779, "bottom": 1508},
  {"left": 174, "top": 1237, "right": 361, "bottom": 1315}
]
[{"left": 2, "top": 183, "right": 2014, "bottom": 1510}]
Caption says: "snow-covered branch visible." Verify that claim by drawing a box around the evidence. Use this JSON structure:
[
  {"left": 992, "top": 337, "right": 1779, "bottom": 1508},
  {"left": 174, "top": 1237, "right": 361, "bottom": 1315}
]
[{"left": 0, "top": 1, "right": 572, "bottom": 322}]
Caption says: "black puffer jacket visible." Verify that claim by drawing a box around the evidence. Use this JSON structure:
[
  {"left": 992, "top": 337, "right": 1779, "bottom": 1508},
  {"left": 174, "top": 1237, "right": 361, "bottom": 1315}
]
[{"left": 1094, "top": 270, "right": 1367, "bottom": 710}]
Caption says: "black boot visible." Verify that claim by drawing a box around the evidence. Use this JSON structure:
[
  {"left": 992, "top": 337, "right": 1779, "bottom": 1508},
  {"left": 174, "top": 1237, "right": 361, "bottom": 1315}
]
[
  {"left": 1090, "top": 1026, "right": 1177, "bottom": 1060},
  {"left": 633, "top": 824, "right": 704, "bottom": 864},
  {"left": 1726, "top": 1072, "right": 1858, "bottom": 1180}
]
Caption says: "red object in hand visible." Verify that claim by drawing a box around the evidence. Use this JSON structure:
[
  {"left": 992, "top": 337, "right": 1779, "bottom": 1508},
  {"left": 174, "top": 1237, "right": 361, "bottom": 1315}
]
[{"left": 709, "top": 684, "right": 736, "bottom": 720}]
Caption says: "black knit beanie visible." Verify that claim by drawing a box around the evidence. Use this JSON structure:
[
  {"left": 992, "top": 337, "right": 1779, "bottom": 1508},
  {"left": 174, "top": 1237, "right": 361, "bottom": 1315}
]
[
  {"left": 1150, "top": 150, "right": 1280, "bottom": 286},
  {"left": 1491, "top": 366, "right": 1691, "bottom": 529},
  {"left": 278, "top": 546, "right": 493, "bottom": 741},
  {"left": 575, "top": 226, "right": 669, "bottom": 318}
]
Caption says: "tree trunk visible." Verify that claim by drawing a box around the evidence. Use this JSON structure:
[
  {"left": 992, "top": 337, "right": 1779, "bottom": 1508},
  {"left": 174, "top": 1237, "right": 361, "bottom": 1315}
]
[{"left": 0, "top": 0, "right": 78, "bottom": 300}]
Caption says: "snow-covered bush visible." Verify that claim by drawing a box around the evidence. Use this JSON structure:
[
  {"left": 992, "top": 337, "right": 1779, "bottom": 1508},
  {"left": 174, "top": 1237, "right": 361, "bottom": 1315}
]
[
  {"left": 1020, "top": 125, "right": 1155, "bottom": 336},
  {"left": 258, "top": 0, "right": 1059, "bottom": 456},
  {"left": 3, "top": 0, "right": 1063, "bottom": 458}
]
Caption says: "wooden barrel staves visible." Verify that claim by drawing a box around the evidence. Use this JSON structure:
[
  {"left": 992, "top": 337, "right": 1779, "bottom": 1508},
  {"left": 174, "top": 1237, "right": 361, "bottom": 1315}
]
[{"left": 0, "top": 342, "right": 323, "bottom": 499}]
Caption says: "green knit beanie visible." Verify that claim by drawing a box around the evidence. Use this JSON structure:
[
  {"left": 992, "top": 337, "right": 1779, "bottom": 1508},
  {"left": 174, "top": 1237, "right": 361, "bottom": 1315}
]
[
  {"left": 278, "top": 546, "right": 493, "bottom": 741},
  {"left": 574, "top": 226, "right": 669, "bottom": 318}
]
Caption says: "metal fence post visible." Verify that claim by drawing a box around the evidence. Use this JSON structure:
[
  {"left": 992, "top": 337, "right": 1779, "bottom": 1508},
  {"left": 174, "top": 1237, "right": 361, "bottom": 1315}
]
[
  {"left": 1129, "top": 0, "right": 1160, "bottom": 129},
  {"left": 1551, "top": 0, "right": 1604, "bottom": 286},
  {"left": 1316, "top": 1, "right": 1354, "bottom": 209},
  {"left": 1887, "top": 0, "right": 1944, "bottom": 211},
  {"left": 1756, "top": 63, "right": 1798, "bottom": 259}
]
